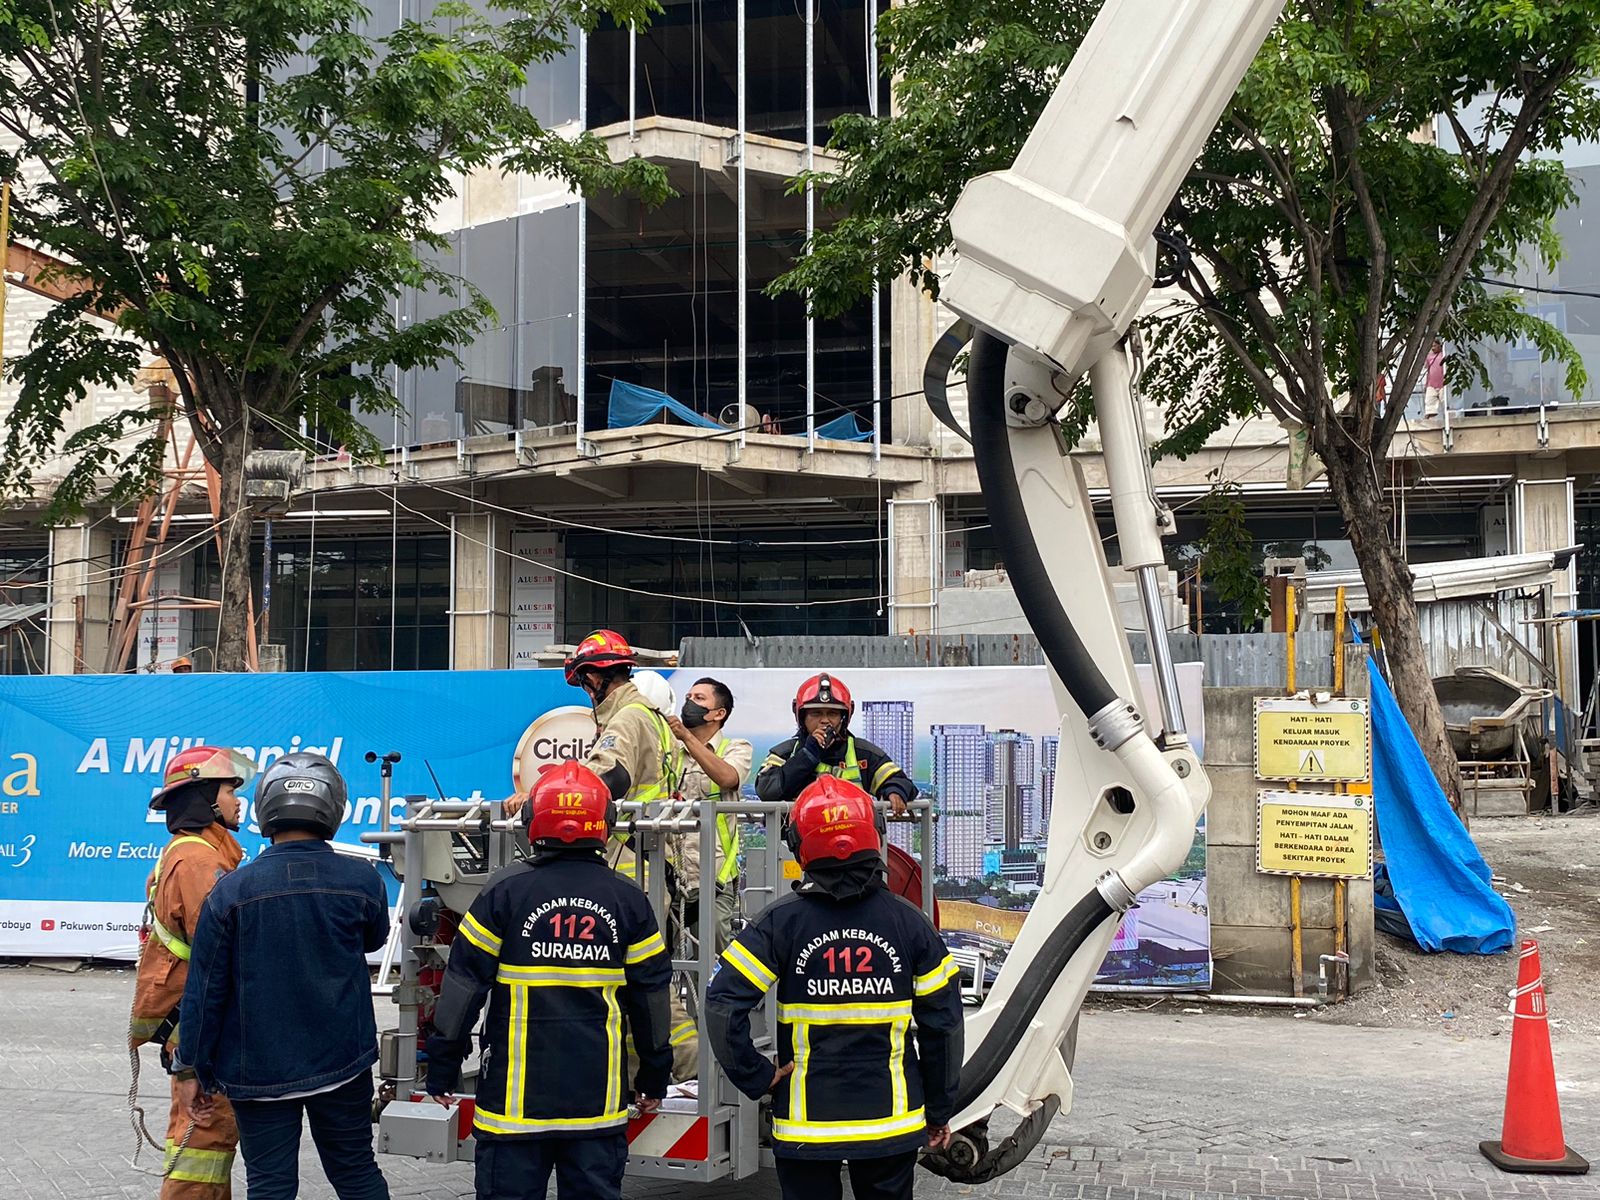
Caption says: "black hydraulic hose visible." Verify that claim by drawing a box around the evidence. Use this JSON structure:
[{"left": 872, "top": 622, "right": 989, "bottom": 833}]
[
  {"left": 948, "top": 889, "right": 1115, "bottom": 1115},
  {"left": 967, "top": 331, "right": 1119, "bottom": 721},
  {"left": 931, "top": 332, "right": 1122, "bottom": 1172}
]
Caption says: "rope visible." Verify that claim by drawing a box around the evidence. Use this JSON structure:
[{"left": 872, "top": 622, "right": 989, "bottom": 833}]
[{"left": 125, "top": 1018, "right": 197, "bottom": 1178}]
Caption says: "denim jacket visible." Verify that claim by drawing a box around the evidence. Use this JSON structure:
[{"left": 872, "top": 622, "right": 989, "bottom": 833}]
[{"left": 176, "top": 840, "right": 390, "bottom": 1100}]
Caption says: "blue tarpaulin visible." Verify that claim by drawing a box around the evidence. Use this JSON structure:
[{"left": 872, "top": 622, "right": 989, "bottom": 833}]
[
  {"left": 815, "top": 412, "right": 873, "bottom": 442},
  {"left": 607, "top": 379, "right": 722, "bottom": 431},
  {"left": 1366, "top": 652, "right": 1515, "bottom": 954}
]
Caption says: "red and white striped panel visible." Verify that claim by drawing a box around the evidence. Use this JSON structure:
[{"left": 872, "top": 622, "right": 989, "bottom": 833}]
[{"left": 627, "top": 1113, "right": 709, "bottom": 1161}]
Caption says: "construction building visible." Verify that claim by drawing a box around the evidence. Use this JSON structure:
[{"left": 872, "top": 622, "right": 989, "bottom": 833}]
[{"left": 1, "top": 24, "right": 1599, "bottom": 757}]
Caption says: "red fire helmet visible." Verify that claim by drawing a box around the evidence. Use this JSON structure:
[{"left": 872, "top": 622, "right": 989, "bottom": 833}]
[
  {"left": 788, "top": 775, "right": 880, "bottom": 866},
  {"left": 527, "top": 760, "right": 614, "bottom": 846},
  {"left": 149, "top": 746, "right": 258, "bottom": 810},
  {"left": 792, "top": 673, "right": 854, "bottom": 722},
  {"left": 564, "top": 629, "right": 638, "bottom": 686}
]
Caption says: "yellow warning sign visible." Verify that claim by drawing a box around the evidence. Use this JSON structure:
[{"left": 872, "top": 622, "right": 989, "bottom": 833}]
[
  {"left": 782, "top": 859, "right": 802, "bottom": 880},
  {"left": 1254, "top": 697, "right": 1371, "bottom": 782},
  {"left": 1256, "top": 791, "right": 1374, "bottom": 879}
]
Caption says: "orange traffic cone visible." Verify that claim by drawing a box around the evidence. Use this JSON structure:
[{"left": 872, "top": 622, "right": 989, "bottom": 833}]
[{"left": 1480, "top": 939, "right": 1589, "bottom": 1174}]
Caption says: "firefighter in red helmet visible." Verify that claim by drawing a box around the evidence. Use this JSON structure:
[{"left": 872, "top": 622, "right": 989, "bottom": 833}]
[
  {"left": 428, "top": 760, "right": 673, "bottom": 1200},
  {"left": 131, "top": 745, "right": 256, "bottom": 1199},
  {"left": 754, "top": 673, "right": 915, "bottom": 820},
  {"left": 707, "top": 776, "right": 963, "bottom": 1200},
  {"left": 508, "top": 631, "right": 684, "bottom": 832},
  {"left": 505, "top": 630, "right": 698, "bottom": 1077}
]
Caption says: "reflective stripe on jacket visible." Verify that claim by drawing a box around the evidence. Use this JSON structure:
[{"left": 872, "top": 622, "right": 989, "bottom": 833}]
[
  {"left": 705, "top": 885, "right": 963, "bottom": 1160},
  {"left": 426, "top": 853, "right": 674, "bottom": 1139},
  {"left": 754, "top": 734, "right": 915, "bottom": 810},
  {"left": 131, "top": 824, "right": 243, "bottom": 1044}
]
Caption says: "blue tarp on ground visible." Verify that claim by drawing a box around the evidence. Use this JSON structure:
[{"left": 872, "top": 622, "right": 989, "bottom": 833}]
[
  {"left": 1366, "top": 653, "right": 1515, "bottom": 954},
  {"left": 815, "top": 412, "right": 873, "bottom": 442},
  {"left": 607, "top": 379, "right": 722, "bottom": 431}
]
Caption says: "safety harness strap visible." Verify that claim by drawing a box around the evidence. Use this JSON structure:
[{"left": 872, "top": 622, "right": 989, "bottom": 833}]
[{"left": 144, "top": 835, "right": 212, "bottom": 962}]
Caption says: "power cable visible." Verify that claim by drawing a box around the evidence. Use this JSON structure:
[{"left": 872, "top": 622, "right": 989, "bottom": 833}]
[{"left": 389, "top": 491, "right": 885, "bottom": 609}]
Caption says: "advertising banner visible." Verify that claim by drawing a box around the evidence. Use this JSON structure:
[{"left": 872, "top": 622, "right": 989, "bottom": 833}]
[
  {"left": 689, "top": 665, "right": 1210, "bottom": 991},
  {"left": 0, "top": 665, "right": 1208, "bottom": 988}
]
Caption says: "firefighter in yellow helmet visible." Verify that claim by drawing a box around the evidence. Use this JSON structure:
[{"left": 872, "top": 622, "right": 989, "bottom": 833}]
[{"left": 131, "top": 745, "right": 256, "bottom": 1199}]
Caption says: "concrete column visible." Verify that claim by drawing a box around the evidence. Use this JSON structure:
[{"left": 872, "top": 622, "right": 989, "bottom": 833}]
[
  {"left": 890, "top": 275, "right": 937, "bottom": 449},
  {"left": 1203, "top": 686, "right": 1375, "bottom": 997},
  {"left": 451, "top": 512, "right": 512, "bottom": 670},
  {"left": 45, "top": 520, "right": 116, "bottom": 674},
  {"left": 888, "top": 489, "right": 940, "bottom": 635},
  {"left": 1513, "top": 456, "right": 1578, "bottom": 708}
]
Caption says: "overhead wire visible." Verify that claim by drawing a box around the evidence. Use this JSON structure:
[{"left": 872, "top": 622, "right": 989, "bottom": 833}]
[{"left": 389, "top": 490, "right": 885, "bottom": 609}]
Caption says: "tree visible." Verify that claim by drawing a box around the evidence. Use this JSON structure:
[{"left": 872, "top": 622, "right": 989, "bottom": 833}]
[
  {"left": 0, "top": 0, "right": 669, "bottom": 670},
  {"left": 778, "top": 0, "right": 1600, "bottom": 812}
]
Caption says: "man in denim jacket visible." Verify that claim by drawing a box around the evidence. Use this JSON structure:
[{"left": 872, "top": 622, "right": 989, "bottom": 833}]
[{"left": 174, "top": 752, "right": 391, "bottom": 1200}]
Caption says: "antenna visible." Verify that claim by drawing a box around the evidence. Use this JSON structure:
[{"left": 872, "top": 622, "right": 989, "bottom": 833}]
[{"left": 423, "top": 758, "right": 448, "bottom": 803}]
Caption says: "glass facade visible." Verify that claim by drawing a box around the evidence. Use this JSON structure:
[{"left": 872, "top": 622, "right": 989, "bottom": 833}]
[
  {"left": 582, "top": 0, "right": 889, "bottom": 441},
  {"left": 189, "top": 534, "right": 451, "bottom": 671},
  {"left": 1441, "top": 95, "right": 1600, "bottom": 412},
  {"left": 560, "top": 525, "right": 882, "bottom": 646}
]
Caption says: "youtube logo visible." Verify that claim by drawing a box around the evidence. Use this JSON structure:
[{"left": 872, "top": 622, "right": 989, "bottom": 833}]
[{"left": 40, "top": 919, "right": 55, "bottom": 931}]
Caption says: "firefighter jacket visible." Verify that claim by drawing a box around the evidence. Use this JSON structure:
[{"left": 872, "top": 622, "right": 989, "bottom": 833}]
[
  {"left": 588, "top": 680, "right": 685, "bottom": 883},
  {"left": 705, "top": 881, "right": 963, "bottom": 1160},
  {"left": 670, "top": 734, "right": 753, "bottom": 893},
  {"left": 587, "top": 680, "right": 683, "bottom": 806},
  {"left": 755, "top": 734, "right": 916, "bottom": 810},
  {"left": 426, "top": 851, "right": 674, "bottom": 1139},
  {"left": 131, "top": 823, "right": 243, "bottom": 1047}
]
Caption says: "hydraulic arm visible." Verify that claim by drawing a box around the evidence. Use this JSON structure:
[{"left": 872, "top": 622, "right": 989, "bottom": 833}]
[{"left": 923, "top": 0, "right": 1286, "bottom": 1182}]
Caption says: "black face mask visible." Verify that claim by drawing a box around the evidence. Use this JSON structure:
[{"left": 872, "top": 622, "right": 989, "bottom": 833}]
[{"left": 680, "top": 700, "right": 713, "bottom": 728}]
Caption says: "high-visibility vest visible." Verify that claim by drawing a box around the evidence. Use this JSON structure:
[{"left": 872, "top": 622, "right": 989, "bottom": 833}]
[
  {"left": 813, "top": 737, "right": 864, "bottom": 787},
  {"left": 144, "top": 835, "right": 211, "bottom": 961},
  {"left": 613, "top": 703, "right": 684, "bottom": 880},
  {"left": 710, "top": 736, "right": 742, "bottom": 886}
]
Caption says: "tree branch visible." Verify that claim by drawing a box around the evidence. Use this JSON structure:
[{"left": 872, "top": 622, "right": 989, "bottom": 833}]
[
  {"left": 1375, "top": 66, "right": 1575, "bottom": 449},
  {"left": 1329, "top": 86, "right": 1389, "bottom": 445}
]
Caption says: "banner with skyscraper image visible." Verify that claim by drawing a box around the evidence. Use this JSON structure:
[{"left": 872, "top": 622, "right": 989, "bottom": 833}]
[{"left": 665, "top": 664, "right": 1210, "bottom": 992}]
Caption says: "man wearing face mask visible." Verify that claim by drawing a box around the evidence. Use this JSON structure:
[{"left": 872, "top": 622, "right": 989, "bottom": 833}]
[
  {"left": 664, "top": 677, "right": 752, "bottom": 954},
  {"left": 755, "top": 674, "right": 915, "bottom": 824},
  {"left": 130, "top": 746, "right": 256, "bottom": 1199}
]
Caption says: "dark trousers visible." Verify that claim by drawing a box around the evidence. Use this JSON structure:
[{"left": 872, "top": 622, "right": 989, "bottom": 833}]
[
  {"left": 232, "top": 1073, "right": 389, "bottom": 1200},
  {"left": 775, "top": 1151, "right": 919, "bottom": 1200},
  {"left": 474, "top": 1134, "right": 629, "bottom": 1200}
]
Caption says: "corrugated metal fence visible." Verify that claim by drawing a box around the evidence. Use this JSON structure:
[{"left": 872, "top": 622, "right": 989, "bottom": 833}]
[{"left": 678, "top": 632, "right": 1368, "bottom": 688}]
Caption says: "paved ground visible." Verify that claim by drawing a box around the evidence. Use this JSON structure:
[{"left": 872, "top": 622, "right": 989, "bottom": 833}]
[{"left": 3, "top": 967, "right": 1598, "bottom": 1199}]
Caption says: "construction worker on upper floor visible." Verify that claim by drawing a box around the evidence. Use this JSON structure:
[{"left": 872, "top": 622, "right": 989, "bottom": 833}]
[
  {"left": 130, "top": 745, "right": 256, "bottom": 1200},
  {"left": 663, "top": 676, "right": 753, "bottom": 954},
  {"left": 503, "top": 630, "right": 695, "bottom": 1079},
  {"left": 706, "top": 775, "right": 963, "bottom": 1200},
  {"left": 755, "top": 673, "right": 916, "bottom": 825},
  {"left": 426, "top": 761, "right": 673, "bottom": 1200}
]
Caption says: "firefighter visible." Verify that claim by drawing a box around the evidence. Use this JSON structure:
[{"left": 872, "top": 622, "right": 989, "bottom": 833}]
[
  {"left": 664, "top": 676, "right": 752, "bottom": 953},
  {"left": 755, "top": 673, "right": 916, "bottom": 819},
  {"left": 505, "top": 630, "right": 697, "bottom": 1078},
  {"left": 706, "top": 776, "right": 963, "bottom": 1200},
  {"left": 426, "top": 761, "right": 673, "bottom": 1200},
  {"left": 130, "top": 745, "right": 255, "bottom": 1199},
  {"left": 506, "top": 631, "right": 683, "bottom": 849}
]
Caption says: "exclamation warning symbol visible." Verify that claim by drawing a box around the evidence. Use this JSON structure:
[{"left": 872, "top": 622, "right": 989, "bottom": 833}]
[{"left": 1300, "top": 748, "right": 1325, "bottom": 774}]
